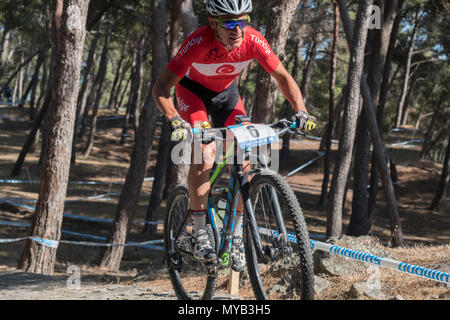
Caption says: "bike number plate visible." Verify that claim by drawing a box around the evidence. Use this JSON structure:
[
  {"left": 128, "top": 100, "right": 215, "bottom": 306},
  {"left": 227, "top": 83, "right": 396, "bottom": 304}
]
[{"left": 230, "top": 124, "right": 278, "bottom": 149}]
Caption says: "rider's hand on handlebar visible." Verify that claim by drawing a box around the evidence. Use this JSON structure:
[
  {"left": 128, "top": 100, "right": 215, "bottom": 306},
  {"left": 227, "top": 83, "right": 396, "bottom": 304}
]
[
  {"left": 169, "top": 115, "right": 192, "bottom": 142},
  {"left": 292, "top": 110, "right": 317, "bottom": 131}
]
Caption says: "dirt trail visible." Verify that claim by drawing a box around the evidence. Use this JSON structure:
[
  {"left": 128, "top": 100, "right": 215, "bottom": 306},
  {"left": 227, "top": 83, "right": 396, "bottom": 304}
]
[{"left": 0, "top": 107, "right": 448, "bottom": 300}]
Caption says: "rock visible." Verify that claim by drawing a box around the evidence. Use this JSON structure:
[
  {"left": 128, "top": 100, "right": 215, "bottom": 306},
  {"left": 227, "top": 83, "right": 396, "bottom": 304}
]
[
  {"left": 439, "top": 290, "right": 450, "bottom": 299},
  {"left": 267, "top": 281, "right": 289, "bottom": 296},
  {"left": 313, "top": 276, "right": 331, "bottom": 295},
  {"left": 348, "top": 282, "right": 387, "bottom": 300},
  {"left": 290, "top": 265, "right": 330, "bottom": 296},
  {"left": 313, "top": 235, "right": 396, "bottom": 277}
]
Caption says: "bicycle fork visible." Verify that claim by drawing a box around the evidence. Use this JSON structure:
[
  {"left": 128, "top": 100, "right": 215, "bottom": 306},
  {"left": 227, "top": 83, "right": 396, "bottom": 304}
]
[{"left": 235, "top": 165, "right": 292, "bottom": 260}]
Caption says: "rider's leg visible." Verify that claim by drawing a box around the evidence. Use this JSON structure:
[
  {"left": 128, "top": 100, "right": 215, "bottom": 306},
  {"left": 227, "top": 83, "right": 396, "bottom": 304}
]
[
  {"left": 187, "top": 127, "right": 217, "bottom": 261},
  {"left": 188, "top": 130, "right": 216, "bottom": 234},
  {"left": 175, "top": 85, "right": 216, "bottom": 261}
]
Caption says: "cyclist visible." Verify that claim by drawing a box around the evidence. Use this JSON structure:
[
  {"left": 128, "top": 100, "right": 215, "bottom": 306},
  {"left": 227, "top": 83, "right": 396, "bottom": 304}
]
[{"left": 152, "top": 0, "right": 316, "bottom": 271}]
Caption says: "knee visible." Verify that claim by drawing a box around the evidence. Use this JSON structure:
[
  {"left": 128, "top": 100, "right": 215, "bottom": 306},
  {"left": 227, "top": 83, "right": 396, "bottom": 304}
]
[{"left": 191, "top": 142, "right": 216, "bottom": 166}]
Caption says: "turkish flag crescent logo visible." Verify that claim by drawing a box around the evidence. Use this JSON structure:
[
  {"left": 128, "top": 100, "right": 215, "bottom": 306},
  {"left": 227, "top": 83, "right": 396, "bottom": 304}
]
[{"left": 216, "top": 64, "right": 235, "bottom": 74}]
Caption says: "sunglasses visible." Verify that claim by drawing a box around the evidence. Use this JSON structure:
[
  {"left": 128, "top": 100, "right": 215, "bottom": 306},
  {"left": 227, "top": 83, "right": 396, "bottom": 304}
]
[{"left": 214, "top": 16, "right": 251, "bottom": 30}]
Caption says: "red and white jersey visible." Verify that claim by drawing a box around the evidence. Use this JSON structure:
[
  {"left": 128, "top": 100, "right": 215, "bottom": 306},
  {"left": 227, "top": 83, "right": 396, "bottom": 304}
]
[{"left": 167, "top": 25, "right": 281, "bottom": 92}]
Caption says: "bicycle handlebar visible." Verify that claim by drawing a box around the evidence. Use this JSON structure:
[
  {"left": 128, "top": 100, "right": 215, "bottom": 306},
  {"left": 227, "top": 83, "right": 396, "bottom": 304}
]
[{"left": 191, "top": 118, "right": 305, "bottom": 144}]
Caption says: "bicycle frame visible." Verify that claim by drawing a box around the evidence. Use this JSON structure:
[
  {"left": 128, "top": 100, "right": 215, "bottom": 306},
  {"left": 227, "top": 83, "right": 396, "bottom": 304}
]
[{"left": 206, "top": 139, "right": 273, "bottom": 266}]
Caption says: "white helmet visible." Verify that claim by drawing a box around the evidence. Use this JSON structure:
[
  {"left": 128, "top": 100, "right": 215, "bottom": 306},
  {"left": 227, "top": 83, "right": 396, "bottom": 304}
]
[{"left": 206, "top": 0, "right": 253, "bottom": 16}]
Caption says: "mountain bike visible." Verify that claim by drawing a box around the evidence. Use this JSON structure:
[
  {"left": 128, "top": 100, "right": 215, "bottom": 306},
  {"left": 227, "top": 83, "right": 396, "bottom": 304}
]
[{"left": 164, "top": 116, "right": 315, "bottom": 300}]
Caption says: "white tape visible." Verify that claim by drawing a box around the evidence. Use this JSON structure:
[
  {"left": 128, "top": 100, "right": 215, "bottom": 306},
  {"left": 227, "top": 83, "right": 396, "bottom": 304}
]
[
  {"left": 304, "top": 135, "right": 339, "bottom": 144},
  {"left": 0, "top": 219, "right": 164, "bottom": 251},
  {"left": 310, "top": 240, "right": 449, "bottom": 284},
  {"left": 0, "top": 199, "right": 160, "bottom": 225},
  {"left": 387, "top": 139, "right": 424, "bottom": 147},
  {"left": 285, "top": 152, "right": 324, "bottom": 177},
  {"left": 29, "top": 237, "right": 59, "bottom": 248},
  {"left": 0, "top": 237, "right": 28, "bottom": 243},
  {"left": 258, "top": 226, "right": 449, "bottom": 284},
  {"left": 0, "top": 177, "right": 154, "bottom": 185}
]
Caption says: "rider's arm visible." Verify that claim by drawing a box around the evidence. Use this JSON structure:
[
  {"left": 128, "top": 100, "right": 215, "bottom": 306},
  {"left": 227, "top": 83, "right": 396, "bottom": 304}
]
[
  {"left": 152, "top": 68, "right": 181, "bottom": 121},
  {"left": 270, "top": 63, "right": 308, "bottom": 114}
]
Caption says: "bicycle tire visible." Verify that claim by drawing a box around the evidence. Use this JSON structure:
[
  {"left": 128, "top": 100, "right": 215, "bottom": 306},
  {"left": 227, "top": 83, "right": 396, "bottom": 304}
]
[
  {"left": 164, "top": 185, "right": 217, "bottom": 300},
  {"left": 244, "top": 170, "right": 315, "bottom": 300}
]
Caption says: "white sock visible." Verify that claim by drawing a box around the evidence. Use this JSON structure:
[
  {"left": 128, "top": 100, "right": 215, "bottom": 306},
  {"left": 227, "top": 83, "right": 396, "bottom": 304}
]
[
  {"left": 232, "top": 211, "right": 244, "bottom": 237},
  {"left": 190, "top": 210, "right": 206, "bottom": 236}
]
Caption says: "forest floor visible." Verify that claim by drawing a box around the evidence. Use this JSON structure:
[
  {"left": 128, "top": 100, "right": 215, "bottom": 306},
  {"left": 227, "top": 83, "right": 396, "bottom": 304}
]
[{"left": 0, "top": 105, "right": 448, "bottom": 300}]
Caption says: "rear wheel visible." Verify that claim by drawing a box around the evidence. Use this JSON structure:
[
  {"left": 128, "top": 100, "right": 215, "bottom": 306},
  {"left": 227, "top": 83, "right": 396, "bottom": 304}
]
[
  {"left": 244, "top": 171, "right": 315, "bottom": 300},
  {"left": 164, "top": 185, "right": 217, "bottom": 300}
]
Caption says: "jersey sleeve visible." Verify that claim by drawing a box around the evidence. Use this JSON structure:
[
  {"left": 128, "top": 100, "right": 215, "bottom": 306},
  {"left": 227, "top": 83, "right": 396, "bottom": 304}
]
[
  {"left": 166, "top": 28, "right": 207, "bottom": 79},
  {"left": 247, "top": 28, "right": 281, "bottom": 74}
]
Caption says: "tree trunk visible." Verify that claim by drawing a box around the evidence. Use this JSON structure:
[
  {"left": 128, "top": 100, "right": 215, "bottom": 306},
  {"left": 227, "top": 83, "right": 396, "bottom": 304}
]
[
  {"left": 251, "top": 0, "right": 300, "bottom": 124},
  {"left": 120, "top": 35, "right": 145, "bottom": 144},
  {"left": 164, "top": 0, "right": 198, "bottom": 194},
  {"left": 180, "top": 0, "right": 198, "bottom": 35},
  {"left": 39, "top": 51, "right": 57, "bottom": 166},
  {"left": 83, "top": 22, "right": 112, "bottom": 158},
  {"left": 144, "top": 120, "right": 170, "bottom": 234},
  {"left": 348, "top": 109, "right": 371, "bottom": 236},
  {"left": 107, "top": 40, "right": 127, "bottom": 110},
  {"left": 0, "top": 49, "right": 39, "bottom": 97},
  {"left": 430, "top": 135, "right": 450, "bottom": 210},
  {"left": 18, "top": 0, "right": 89, "bottom": 275},
  {"left": 400, "top": 79, "right": 415, "bottom": 126},
  {"left": 338, "top": 0, "right": 404, "bottom": 246},
  {"left": 348, "top": 0, "right": 389, "bottom": 237},
  {"left": 329, "top": 89, "right": 346, "bottom": 142},
  {"left": 19, "top": 46, "right": 47, "bottom": 110},
  {"left": 420, "top": 92, "right": 446, "bottom": 159},
  {"left": 319, "top": 0, "right": 339, "bottom": 208},
  {"left": 11, "top": 50, "right": 55, "bottom": 176},
  {"left": 117, "top": 75, "right": 131, "bottom": 112},
  {"left": 30, "top": 53, "right": 51, "bottom": 154},
  {"left": 280, "top": 37, "right": 303, "bottom": 160},
  {"left": 144, "top": 0, "right": 184, "bottom": 233},
  {"left": 97, "top": 0, "right": 168, "bottom": 271},
  {"left": 168, "top": 0, "right": 181, "bottom": 58},
  {"left": 71, "top": 23, "right": 101, "bottom": 163},
  {"left": 327, "top": 0, "right": 373, "bottom": 239},
  {"left": 299, "top": 38, "right": 317, "bottom": 105},
  {"left": 368, "top": 0, "right": 404, "bottom": 218},
  {"left": 395, "top": 6, "right": 421, "bottom": 128},
  {"left": 112, "top": 60, "right": 131, "bottom": 111},
  {"left": 0, "top": 29, "right": 12, "bottom": 68}
]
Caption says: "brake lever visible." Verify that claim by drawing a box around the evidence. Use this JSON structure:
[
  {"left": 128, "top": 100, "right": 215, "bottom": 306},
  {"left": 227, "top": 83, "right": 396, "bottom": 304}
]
[{"left": 289, "top": 128, "right": 306, "bottom": 138}]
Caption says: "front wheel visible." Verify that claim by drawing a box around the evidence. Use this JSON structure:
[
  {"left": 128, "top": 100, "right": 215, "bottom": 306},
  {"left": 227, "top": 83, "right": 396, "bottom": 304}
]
[
  {"left": 244, "top": 171, "right": 315, "bottom": 300},
  {"left": 164, "top": 185, "right": 217, "bottom": 300}
]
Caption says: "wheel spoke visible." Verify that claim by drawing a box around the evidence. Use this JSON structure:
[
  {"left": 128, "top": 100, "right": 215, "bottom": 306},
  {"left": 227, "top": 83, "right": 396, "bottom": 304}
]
[{"left": 245, "top": 172, "right": 315, "bottom": 300}]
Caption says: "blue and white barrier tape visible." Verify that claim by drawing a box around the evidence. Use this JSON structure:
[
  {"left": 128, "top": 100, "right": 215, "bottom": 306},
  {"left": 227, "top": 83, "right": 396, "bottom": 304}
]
[
  {"left": 285, "top": 152, "right": 325, "bottom": 177},
  {"left": 388, "top": 139, "right": 424, "bottom": 147},
  {"left": 0, "top": 230, "right": 164, "bottom": 252},
  {"left": 0, "top": 237, "right": 28, "bottom": 244},
  {"left": 389, "top": 128, "right": 420, "bottom": 133},
  {"left": 0, "top": 101, "right": 25, "bottom": 106},
  {"left": 257, "top": 227, "right": 449, "bottom": 284},
  {"left": 0, "top": 177, "right": 154, "bottom": 185},
  {"left": 310, "top": 240, "right": 449, "bottom": 284},
  {"left": 0, "top": 199, "right": 160, "bottom": 225},
  {"left": 0, "top": 219, "right": 164, "bottom": 251},
  {"left": 304, "top": 135, "right": 339, "bottom": 144}
]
